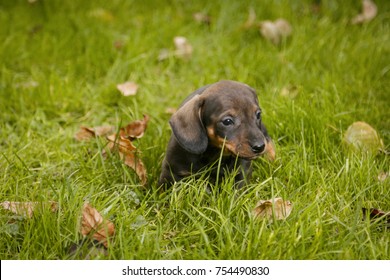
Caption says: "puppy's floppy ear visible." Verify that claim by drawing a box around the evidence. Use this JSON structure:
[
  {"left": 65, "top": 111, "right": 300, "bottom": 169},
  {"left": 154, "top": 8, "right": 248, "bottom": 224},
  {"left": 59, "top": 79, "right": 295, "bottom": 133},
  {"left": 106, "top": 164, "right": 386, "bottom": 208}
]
[{"left": 169, "top": 95, "right": 208, "bottom": 154}]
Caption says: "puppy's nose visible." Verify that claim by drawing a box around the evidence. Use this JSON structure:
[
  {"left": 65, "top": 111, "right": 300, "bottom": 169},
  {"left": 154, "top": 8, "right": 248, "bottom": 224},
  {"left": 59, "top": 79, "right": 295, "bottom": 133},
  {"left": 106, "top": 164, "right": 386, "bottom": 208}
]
[{"left": 252, "top": 143, "right": 266, "bottom": 154}]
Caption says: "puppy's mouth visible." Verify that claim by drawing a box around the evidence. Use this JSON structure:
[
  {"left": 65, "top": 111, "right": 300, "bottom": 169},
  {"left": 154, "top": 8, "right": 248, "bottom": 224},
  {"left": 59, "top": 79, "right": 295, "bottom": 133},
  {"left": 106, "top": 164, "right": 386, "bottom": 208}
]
[
  {"left": 222, "top": 143, "right": 263, "bottom": 160},
  {"left": 226, "top": 141, "right": 275, "bottom": 161},
  {"left": 206, "top": 128, "right": 275, "bottom": 161}
]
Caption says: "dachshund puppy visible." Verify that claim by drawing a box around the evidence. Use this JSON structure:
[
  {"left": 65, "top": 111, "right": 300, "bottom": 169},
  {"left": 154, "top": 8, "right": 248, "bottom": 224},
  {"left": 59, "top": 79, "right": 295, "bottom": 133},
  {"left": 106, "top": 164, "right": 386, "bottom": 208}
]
[{"left": 159, "top": 80, "right": 275, "bottom": 188}]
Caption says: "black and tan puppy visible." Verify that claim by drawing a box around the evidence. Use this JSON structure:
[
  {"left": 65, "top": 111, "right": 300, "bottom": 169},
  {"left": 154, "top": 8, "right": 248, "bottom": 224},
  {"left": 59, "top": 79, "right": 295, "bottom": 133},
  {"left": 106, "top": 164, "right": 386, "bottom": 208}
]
[{"left": 159, "top": 80, "right": 275, "bottom": 188}]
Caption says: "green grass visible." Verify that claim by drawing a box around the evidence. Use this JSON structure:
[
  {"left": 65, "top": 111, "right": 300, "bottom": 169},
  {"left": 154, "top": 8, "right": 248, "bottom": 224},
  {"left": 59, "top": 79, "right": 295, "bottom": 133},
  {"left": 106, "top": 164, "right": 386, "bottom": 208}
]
[{"left": 0, "top": 0, "right": 389, "bottom": 260}]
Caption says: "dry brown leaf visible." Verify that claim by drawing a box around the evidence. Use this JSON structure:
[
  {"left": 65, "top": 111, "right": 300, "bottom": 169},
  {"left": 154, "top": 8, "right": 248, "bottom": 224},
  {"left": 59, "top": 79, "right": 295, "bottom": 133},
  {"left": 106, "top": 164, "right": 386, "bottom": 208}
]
[
  {"left": 158, "top": 37, "right": 193, "bottom": 61},
  {"left": 378, "top": 171, "right": 389, "bottom": 182},
  {"left": 116, "top": 81, "right": 139, "bottom": 96},
  {"left": 75, "top": 125, "right": 115, "bottom": 141},
  {"left": 253, "top": 197, "right": 292, "bottom": 220},
  {"left": 1, "top": 201, "right": 58, "bottom": 218},
  {"left": 174, "top": 36, "right": 193, "bottom": 60},
  {"left": 15, "top": 80, "right": 39, "bottom": 89},
  {"left": 76, "top": 116, "right": 149, "bottom": 185},
  {"left": 120, "top": 115, "right": 149, "bottom": 140},
  {"left": 351, "top": 0, "right": 377, "bottom": 24},
  {"left": 243, "top": 8, "right": 257, "bottom": 29},
  {"left": 193, "top": 12, "right": 211, "bottom": 25},
  {"left": 74, "top": 126, "right": 95, "bottom": 141},
  {"left": 113, "top": 40, "right": 125, "bottom": 50},
  {"left": 280, "top": 85, "right": 299, "bottom": 99},
  {"left": 274, "top": 19, "right": 293, "bottom": 38},
  {"left": 362, "top": 207, "right": 390, "bottom": 229},
  {"left": 80, "top": 203, "right": 115, "bottom": 248},
  {"left": 260, "top": 21, "right": 280, "bottom": 45},
  {"left": 158, "top": 49, "right": 171, "bottom": 61},
  {"left": 259, "top": 19, "right": 292, "bottom": 45},
  {"left": 343, "top": 121, "right": 384, "bottom": 154},
  {"left": 106, "top": 134, "right": 147, "bottom": 185}
]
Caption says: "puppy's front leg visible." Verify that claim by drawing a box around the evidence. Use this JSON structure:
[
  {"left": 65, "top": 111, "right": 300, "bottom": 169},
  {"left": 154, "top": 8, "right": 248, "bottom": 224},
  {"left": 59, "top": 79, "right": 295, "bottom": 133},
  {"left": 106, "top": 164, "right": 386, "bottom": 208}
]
[{"left": 234, "top": 159, "right": 252, "bottom": 189}]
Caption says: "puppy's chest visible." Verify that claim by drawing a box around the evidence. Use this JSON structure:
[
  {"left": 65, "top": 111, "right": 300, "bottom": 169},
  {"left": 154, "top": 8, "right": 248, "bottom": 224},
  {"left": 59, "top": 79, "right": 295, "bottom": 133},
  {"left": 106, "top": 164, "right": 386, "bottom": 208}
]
[{"left": 199, "top": 147, "right": 237, "bottom": 169}]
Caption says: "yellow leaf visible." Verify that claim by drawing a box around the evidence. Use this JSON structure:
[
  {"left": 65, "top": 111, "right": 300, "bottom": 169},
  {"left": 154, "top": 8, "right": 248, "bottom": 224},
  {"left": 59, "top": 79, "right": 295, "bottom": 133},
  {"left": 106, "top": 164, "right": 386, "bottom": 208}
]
[
  {"left": 343, "top": 121, "right": 384, "bottom": 154},
  {"left": 253, "top": 197, "right": 292, "bottom": 220}
]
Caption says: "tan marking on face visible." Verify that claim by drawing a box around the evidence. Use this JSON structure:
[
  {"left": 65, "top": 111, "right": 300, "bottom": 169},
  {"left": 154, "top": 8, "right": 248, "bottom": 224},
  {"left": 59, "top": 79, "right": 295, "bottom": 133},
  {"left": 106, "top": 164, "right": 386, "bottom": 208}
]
[
  {"left": 206, "top": 126, "right": 234, "bottom": 156},
  {"left": 206, "top": 126, "right": 260, "bottom": 158}
]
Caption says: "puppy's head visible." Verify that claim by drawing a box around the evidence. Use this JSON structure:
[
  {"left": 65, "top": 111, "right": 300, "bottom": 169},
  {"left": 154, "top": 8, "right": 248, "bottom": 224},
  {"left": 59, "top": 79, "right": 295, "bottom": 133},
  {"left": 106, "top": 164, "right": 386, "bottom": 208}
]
[{"left": 169, "top": 80, "right": 275, "bottom": 160}]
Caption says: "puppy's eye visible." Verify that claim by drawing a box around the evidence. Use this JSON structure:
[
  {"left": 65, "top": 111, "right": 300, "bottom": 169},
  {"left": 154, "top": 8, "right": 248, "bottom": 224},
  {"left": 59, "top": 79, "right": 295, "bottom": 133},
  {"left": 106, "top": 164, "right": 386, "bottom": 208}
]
[
  {"left": 256, "top": 110, "right": 262, "bottom": 120},
  {"left": 222, "top": 117, "right": 234, "bottom": 126}
]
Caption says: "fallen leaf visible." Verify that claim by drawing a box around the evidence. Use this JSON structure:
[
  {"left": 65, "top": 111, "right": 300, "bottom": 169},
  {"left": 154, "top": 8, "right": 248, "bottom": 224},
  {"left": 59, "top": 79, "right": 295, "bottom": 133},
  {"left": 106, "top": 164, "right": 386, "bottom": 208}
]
[
  {"left": 116, "top": 81, "right": 139, "bottom": 96},
  {"left": 280, "top": 85, "right": 299, "bottom": 99},
  {"left": 274, "top": 19, "right": 293, "bottom": 38},
  {"left": 253, "top": 197, "right": 292, "bottom": 220},
  {"left": 173, "top": 36, "right": 193, "bottom": 60},
  {"left": 120, "top": 115, "right": 149, "bottom": 140},
  {"left": 76, "top": 116, "right": 149, "bottom": 185},
  {"left": 75, "top": 127, "right": 95, "bottom": 141},
  {"left": 158, "top": 37, "right": 193, "bottom": 61},
  {"left": 343, "top": 121, "right": 384, "bottom": 154},
  {"left": 243, "top": 8, "right": 257, "bottom": 29},
  {"left": 158, "top": 49, "right": 171, "bottom": 61},
  {"left": 193, "top": 12, "right": 211, "bottom": 25},
  {"left": 80, "top": 203, "right": 115, "bottom": 248},
  {"left": 15, "top": 80, "right": 39, "bottom": 89},
  {"left": 106, "top": 134, "right": 147, "bottom": 185},
  {"left": 113, "top": 40, "right": 125, "bottom": 50},
  {"left": 74, "top": 125, "right": 115, "bottom": 141},
  {"left": 362, "top": 208, "right": 390, "bottom": 229},
  {"left": 378, "top": 171, "right": 389, "bottom": 182},
  {"left": 1, "top": 201, "right": 58, "bottom": 218},
  {"left": 259, "top": 18, "right": 292, "bottom": 45},
  {"left": 163, "top": 231, "right": 178, "bottom": 240},
  {"left": 259, "top": 21, "right": 280, "bottom": 45},
  {"left": 351, "top": 0, "right": 377, "bottom": 24}
]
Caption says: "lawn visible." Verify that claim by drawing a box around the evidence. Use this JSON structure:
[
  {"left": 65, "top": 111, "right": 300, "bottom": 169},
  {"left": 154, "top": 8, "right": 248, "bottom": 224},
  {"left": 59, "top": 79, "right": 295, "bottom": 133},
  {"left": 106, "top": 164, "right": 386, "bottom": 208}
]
[{"left": 0, "top": 0, "right": 389, "bottom": 260}]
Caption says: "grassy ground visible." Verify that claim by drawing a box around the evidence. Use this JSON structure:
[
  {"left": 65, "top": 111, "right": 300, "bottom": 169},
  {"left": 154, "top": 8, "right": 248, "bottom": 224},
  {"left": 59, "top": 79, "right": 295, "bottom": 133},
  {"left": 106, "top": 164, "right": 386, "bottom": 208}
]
[{"left": 0, "top": 0, "right": 389, "bottom": 260}]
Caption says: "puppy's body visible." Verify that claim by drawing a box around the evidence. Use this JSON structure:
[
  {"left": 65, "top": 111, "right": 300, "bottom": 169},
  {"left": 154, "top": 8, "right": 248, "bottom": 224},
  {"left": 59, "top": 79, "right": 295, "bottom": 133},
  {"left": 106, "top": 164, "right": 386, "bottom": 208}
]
[{"left": 159, "top": 80, "right": 274, "bottom": 188}]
